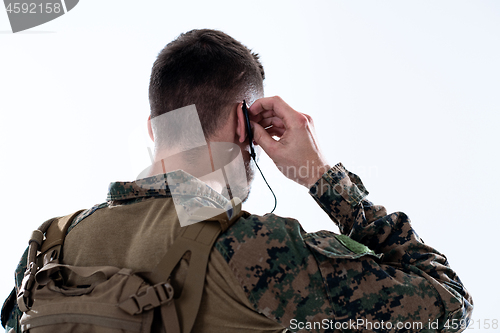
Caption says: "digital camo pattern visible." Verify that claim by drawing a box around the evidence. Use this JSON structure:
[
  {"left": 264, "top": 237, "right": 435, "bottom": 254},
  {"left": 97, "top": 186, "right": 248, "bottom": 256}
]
[
  {"left": 215, "top": 163, "right": 472, "bottom": 332},
  {"left": 215, "top": 214, "right": 335, "bottom": 326},
  {"left": 4, "top": 164, "right": 472, "bottom": 332}
]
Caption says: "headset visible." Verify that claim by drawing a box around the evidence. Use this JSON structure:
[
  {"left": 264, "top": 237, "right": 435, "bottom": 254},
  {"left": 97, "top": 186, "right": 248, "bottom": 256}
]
[
  {"left": 242, "top": 101, "right": 256, "bottom": 160},
  {"left": 242, "top": 100, "right": 277, "bottom": 214}
]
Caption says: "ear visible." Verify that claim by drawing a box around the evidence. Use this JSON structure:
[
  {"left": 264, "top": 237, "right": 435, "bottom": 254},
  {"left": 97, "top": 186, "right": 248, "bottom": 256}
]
[
  {"left": 235, "top": 102, "right": 247, "bottom": 143},
  {"left": 148, "top": 115, "right": 155, "bottom": 142},
  {"left": 147, "top": 115, "right": 154, "bottom": 142}
]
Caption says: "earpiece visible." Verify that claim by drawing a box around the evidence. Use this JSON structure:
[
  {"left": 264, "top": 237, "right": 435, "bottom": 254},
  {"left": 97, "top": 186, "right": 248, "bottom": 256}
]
[
  {"left": 241, "top": 100, "right": 277, "bottom": 214},
  {"left": 242, "top": 100, "right": 256, "bottom": 160}
]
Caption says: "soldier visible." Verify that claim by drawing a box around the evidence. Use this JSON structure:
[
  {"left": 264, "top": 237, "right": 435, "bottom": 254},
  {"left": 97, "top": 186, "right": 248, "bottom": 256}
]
[{"left": 3, "top": 29, "right": 472, "bottom": 333}]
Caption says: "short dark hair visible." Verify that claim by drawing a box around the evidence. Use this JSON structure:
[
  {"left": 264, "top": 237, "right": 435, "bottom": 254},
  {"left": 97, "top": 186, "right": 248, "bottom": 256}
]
[{"left": 149, "top": 29, "right": 265, "bottom": 143}]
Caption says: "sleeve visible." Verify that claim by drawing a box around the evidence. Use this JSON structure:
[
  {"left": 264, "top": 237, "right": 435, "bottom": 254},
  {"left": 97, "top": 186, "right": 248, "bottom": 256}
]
[
  {"left": 1, "top": 289, "right": 19, "bottom": 333},
  {"left": 2, "top": 248, "right": 28, "bottom": 333},
  {"left": 215, "top": 163, "right": 473, "bottom": 333}
]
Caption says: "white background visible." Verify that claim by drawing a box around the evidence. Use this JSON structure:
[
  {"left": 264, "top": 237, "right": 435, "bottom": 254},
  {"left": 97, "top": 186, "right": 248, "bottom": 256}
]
[{"left": 1, "top": 1, "right": 498, "bottom": 330}]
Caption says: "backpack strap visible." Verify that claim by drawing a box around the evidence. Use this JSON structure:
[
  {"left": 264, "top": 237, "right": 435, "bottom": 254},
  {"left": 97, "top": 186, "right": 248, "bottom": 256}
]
[
  {"left": 16, "top": 210, "right": 85, "bottom": 312},
  {"left": 39, "top": 210, "right": 85, "bottom": 256}
]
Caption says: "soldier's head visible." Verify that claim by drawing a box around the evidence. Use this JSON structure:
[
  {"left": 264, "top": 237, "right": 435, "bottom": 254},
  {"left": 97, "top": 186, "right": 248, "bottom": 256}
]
[
  {"left": 148, "top": 29, "right": 264, "bottom": 148},
  {"left": 146, "top": 29, "right": 265, "bottom": 200}
]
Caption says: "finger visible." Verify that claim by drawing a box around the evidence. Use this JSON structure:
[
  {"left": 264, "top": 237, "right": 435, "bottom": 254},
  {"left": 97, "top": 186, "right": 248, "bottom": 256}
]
[
  {"left": 266, "top": 126, "right": 286, "bottom": 138},
  {"left": 259, "top": 116, "right": 285, "bottom": 129},
  {"left": 300, "top": 112, "right": 313, "bottom": 124},
  {"left": 249, "top": 109, "right": 276, "bottom": 123},
  {"left": 249, "top": 96, "right": 303, "bottom": 128},
  {"left": 250, "top": 121, "right": 279, "bottom": 154},
  {"left": 300, "top": 112, "right": 310, "bottom": 118}
]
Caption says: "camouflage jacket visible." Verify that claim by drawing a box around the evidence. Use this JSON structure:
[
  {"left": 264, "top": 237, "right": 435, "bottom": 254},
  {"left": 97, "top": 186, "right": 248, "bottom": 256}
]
[{"left": 2, "top": 163, "right": 472, "bottom": 332}]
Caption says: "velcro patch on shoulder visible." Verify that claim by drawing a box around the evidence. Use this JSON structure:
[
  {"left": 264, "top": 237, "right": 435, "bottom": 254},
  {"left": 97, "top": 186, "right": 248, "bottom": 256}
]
[{"left": 335, "top": 234, "right": 379, "bottom": 257}]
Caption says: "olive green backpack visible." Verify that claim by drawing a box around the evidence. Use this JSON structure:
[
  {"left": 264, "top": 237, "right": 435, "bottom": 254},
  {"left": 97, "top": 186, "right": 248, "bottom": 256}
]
[{"left": 3, "top": 201, "right": 247, "bottom": 333}]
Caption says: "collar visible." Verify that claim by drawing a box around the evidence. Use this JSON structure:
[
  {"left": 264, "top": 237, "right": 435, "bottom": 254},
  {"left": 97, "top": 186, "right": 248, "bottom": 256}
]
[{"left": 107, "top": 169, "right": 231, "bottom": 212}]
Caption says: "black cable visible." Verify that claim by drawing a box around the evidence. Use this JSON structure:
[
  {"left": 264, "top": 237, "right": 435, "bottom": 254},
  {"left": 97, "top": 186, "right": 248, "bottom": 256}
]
[
  {"left": 243, "top": 100, "right": 277, "bottom": 214},
  {"left": 253, "top": 158, "right": 277, "bottom": 214}
]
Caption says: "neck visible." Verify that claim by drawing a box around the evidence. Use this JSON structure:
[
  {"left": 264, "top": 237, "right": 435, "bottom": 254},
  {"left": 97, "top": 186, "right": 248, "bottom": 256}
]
[
  {"left": 144, "top": 142, "right": 250, "bottom": 202},
  {"left": 146, "top": 145, "right": 226, "bottom": 194}
]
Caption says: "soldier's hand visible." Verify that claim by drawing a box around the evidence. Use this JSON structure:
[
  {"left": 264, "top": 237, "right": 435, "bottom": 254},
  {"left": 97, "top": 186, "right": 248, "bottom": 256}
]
[{"left": 248, "top": 96, "right": 330, "bottom": 188}]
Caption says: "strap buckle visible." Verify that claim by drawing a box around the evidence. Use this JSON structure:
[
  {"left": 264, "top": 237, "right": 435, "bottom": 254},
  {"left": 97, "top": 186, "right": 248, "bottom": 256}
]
[
  {"left": 17, "top": 262, "right": 38, "bottom": 312},
  {"left": 119, "top": 282, "right": 175, "bottom": 315}
]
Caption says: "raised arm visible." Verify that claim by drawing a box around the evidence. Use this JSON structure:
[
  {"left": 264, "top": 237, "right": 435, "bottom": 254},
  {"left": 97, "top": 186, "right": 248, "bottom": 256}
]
[{"left": 221, "top": 97, "right": 474, "bottom": 332}]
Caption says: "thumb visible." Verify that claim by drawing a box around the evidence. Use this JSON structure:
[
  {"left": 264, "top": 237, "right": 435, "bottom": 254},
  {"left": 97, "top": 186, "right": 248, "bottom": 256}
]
[{"left": 250, "top": 121, "right": 278, "bottom": 154}]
